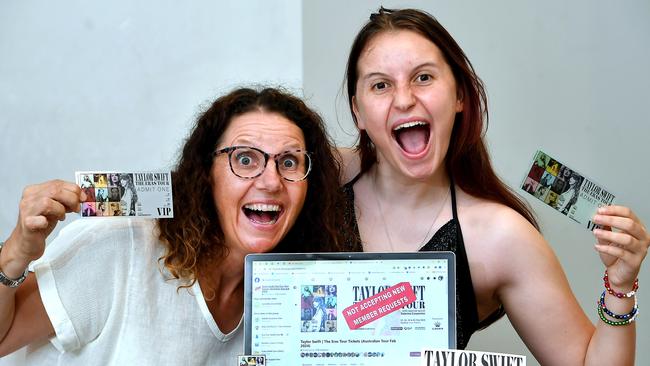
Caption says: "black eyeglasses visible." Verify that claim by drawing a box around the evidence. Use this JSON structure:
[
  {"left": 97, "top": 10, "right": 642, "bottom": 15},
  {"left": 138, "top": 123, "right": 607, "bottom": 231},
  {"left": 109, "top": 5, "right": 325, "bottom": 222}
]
[{"left": 213, "top": 146, "right": 312, "bottom": 182}]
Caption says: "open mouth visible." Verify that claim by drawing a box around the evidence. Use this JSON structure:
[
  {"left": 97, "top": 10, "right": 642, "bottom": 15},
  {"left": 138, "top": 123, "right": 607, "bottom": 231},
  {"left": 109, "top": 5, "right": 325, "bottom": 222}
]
[
  {"left": 243, "top": 203, "right": 282, "bottom": 225},
  {"left": 392, "top": 121, "right": 431, "bottom": 155}
]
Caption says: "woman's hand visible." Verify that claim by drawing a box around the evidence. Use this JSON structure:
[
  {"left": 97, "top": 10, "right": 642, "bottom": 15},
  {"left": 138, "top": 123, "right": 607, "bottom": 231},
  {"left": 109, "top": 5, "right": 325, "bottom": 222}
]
[
  {"left": 4, "top": 180, "right": 83, "bottom": 270},
  {"left": 0, "top": 180, "right": 75, "bottom": 354},
  {"left": 592, "top": 205, "right": 649, "bottom": 291}
]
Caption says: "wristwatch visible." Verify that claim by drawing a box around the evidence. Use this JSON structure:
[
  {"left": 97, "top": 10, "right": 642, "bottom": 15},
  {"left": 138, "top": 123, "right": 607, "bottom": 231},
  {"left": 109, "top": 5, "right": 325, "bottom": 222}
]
[{"left": 0, "top": 241, "right": 28, "bottom": 288}]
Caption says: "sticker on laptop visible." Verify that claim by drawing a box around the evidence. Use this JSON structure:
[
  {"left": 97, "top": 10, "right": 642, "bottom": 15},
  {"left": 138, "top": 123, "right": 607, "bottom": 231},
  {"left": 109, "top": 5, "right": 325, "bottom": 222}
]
[
  {"left": 238, "top": 355, "right": 266, "bottom": 365},
  {"left": 342, "top": 282, "right": 416, "bottom": 330}
]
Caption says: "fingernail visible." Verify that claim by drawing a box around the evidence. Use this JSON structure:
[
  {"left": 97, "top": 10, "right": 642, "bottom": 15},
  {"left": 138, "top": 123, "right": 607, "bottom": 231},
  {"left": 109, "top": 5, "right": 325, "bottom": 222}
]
[{"left": 598, "top": 207, "right": 605, "bottom": 214}]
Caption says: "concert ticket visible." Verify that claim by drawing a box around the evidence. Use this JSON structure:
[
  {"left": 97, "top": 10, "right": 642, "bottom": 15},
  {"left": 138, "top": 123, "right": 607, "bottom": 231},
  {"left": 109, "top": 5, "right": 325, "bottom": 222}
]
[
  {"left": 238, "top": 355, "right": 266, "bottom": 366},
  {"left": 521, "top": 151, "right": 615, "bottom": 231},
  {"left": 75, "top": 171, "right": 174, "bottom": 218}
]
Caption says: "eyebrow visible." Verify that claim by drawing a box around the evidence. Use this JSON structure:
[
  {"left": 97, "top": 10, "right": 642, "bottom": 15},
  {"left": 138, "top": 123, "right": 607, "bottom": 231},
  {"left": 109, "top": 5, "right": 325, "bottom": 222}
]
[
  {"left": 228, "top": 138, "right": 305, "bottom": 151},
  {"left": 360, "top": 61, "right": 442, "bottom": 81}
]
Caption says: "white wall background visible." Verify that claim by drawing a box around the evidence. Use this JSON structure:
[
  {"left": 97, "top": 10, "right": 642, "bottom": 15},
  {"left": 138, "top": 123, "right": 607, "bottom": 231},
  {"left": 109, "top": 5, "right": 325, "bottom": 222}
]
[
  {"left": 1, "top": 1, "right": 648, "bottom": 365},
  {"left": 303, "top": 1, "right": 649, "bottom": 365},
  {"left": 0, "top": 0, "right": 303, "bottom": 238}
]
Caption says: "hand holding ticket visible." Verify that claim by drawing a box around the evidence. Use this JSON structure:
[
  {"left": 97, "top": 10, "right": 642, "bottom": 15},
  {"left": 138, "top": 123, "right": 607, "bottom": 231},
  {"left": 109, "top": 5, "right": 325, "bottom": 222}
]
[
  {"left": 4, "top": 180, "right": 83, "bottom": 271},
  {"left": 76, "top": 171, "right": 174, "bottom": 218}
]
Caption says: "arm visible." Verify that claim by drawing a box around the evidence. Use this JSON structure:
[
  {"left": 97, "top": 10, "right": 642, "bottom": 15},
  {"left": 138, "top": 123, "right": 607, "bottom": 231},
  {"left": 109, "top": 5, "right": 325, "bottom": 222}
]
[
  {"left": 0, "top": 274, "right": 53, "bottom": 356},
  {"left": 0, "top": 180, "right": 83, "bottom": 355},
  {"left": 491, "top": 206, "right": 647, "bottom": 365},
  {"left": 586, "top": 205, "right": 648, "bottom": 364}
]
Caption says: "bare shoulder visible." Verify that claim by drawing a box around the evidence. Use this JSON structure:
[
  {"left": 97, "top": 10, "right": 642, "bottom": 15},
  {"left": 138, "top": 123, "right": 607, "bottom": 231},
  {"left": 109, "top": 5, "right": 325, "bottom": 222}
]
[
  {"left": 336, "top": 147, "right": 361, "bottom": 184},
  {"left": 454, "top": 189, "right": 559, "bottom": 284}
]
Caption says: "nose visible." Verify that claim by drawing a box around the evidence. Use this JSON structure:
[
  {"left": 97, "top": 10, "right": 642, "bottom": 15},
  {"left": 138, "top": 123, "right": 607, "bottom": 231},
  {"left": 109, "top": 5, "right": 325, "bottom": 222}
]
[
  {"left": 393, "top": 84, "right": 416, "bottom": 111},
  {"left": 255, "top": 159, "right": 283, "bottom": 192}
]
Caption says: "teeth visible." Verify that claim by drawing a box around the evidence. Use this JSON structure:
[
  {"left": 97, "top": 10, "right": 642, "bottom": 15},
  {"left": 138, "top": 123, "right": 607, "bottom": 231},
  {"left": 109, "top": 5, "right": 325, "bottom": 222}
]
[
  {"left": 394, "top": 121, "right": 427, "bottom": 131},
  {"left": 244, "top": 203, "right": 281, "bottom": 212}
]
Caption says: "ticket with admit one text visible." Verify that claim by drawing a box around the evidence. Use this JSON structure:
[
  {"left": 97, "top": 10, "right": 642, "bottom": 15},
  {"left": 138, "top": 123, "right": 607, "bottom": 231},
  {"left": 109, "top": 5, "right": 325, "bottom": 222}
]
[{"left": 75, "top": 171, "right": 174, "bottom": 218}]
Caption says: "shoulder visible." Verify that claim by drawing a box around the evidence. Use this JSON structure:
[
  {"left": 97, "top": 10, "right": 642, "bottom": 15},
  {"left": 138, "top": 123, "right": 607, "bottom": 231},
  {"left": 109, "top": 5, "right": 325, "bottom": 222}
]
[
  {"left": 336, "top": 147, "right": 361, "bottom": 185},
  {"left": 456, "top": 189, "right": 537, "bottom": 242},
  {"left": 36, "top": 218, "right": 159, "bottom": 267},
  {"left": 455, "top": 189, "right": 558, "bottom": 282},
  {"left": 33, "top": 217, "right": 163, "bottom": 299}
]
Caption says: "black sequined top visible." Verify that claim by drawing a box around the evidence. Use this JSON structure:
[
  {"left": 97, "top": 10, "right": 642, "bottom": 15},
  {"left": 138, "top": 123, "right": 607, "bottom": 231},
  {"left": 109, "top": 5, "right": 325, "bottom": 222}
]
[{"left": 342, "top": 174, "right": 505, "bottom": 349}]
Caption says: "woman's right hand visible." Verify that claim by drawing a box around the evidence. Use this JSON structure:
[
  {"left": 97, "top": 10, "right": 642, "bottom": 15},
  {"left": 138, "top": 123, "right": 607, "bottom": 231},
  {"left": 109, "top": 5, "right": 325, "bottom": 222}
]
[
  {"left": 0, "top": 180, "right": 75, "bottom": 353},
  {"left": 4, "top": 180, "right": 84, "bottom": 269}
]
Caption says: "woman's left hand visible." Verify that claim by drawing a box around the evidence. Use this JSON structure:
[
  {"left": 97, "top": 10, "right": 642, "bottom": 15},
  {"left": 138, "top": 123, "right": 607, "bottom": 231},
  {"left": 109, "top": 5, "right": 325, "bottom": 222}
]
[{"left": 593, "top": 205, "right": 649, "bottom": 290}]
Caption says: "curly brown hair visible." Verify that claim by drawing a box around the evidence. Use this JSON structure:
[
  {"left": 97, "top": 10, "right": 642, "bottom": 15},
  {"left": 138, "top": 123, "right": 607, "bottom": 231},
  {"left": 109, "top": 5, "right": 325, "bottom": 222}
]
[{"left": 157, "top": 87, "right": 349, "bottom": 286}]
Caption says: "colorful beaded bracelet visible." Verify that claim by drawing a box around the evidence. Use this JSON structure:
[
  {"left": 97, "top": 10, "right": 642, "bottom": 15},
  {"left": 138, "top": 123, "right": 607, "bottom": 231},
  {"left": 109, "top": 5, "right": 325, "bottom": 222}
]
[
  {"left": 598, "top": 291, "right": 638, "bottom": 320},
  {"left": 603, "top": 270, "right": 638, "bottom": 298},
  {"left": 597, "top": 303, "right": 638, "bottom": 326}
]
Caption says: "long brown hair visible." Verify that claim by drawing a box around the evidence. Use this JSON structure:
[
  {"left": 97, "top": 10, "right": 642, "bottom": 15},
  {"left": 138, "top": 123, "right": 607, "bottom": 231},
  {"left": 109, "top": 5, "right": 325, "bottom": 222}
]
[
  {"left": 157, "top": 87, "right": 348, "bottom": 286},
  {"left": 345, "top": 7, "right": 538, "bottom": 229}
]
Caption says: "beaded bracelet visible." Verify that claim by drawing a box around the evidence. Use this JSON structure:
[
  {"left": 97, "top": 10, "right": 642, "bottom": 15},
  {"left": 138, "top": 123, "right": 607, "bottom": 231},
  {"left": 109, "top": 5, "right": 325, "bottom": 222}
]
[
  {"left": 598, "top": 291, "right": 638, "bottom": 320},
  {"left": 603, "top": 270, "right": 638, "bottom": 298},
  {"left": 597, "top": 303, "right": 638, "bottom": 326}
]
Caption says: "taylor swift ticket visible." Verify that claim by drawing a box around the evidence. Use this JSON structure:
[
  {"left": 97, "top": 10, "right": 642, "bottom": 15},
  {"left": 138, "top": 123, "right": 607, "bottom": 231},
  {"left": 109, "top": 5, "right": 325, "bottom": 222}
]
[
  {"left": 521, "top": 151, "right": 615, "bottom": 231},
  {"left": 75, "top": 171, "right": 173, "bottom": 218}
]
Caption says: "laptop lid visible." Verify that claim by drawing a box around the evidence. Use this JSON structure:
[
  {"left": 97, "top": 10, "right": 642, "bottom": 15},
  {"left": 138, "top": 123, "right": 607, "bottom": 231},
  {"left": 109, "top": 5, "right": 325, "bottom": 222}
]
[{"left": 244, "top": 251, "right": 456, "bottom": 364}]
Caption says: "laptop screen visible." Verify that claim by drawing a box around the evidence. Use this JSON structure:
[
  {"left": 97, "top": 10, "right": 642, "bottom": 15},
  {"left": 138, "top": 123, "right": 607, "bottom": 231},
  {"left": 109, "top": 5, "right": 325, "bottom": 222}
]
[{"left": 244, "top": 252, "right": 456, "bottom": 365}]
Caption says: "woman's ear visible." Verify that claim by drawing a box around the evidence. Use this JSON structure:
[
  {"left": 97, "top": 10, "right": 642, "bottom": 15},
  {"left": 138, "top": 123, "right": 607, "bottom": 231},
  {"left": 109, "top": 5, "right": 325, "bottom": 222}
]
[
  {"left": 455, "top": 90, "right": 464, "bottom": 113},
  {"left": 352, "top": 96, "right": 365, "bottom": 130}
]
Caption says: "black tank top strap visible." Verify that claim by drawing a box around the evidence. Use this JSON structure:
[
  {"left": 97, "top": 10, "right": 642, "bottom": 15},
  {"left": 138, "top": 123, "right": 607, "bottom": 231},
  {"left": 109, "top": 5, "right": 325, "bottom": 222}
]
[
  {"left": 447, "top": 178, "right": 480, "bottom": 349},
  {"left": 345, "top": 172, "right": 363, "bottom": 187},
  {"left": 450, "top": 175, "right": 459, "bottom": 221},
  {"left": 449, "top": 177, "right": 505, "bottom": 336},
  {"left": 341, "top": 175, "right": 363, "bottom": 251}
]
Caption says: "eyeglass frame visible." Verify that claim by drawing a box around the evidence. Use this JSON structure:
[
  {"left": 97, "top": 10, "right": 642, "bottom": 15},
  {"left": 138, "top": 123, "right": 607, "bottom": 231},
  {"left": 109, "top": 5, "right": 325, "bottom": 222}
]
[{"left": 213, "top": 145, "right": 312, "bottom": 182}]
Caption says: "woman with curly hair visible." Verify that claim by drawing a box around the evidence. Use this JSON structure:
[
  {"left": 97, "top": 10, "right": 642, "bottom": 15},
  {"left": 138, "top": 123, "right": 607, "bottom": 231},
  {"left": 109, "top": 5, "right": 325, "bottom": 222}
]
[{"left": 0, "top": 87, "right": 348, "bottom": 364}]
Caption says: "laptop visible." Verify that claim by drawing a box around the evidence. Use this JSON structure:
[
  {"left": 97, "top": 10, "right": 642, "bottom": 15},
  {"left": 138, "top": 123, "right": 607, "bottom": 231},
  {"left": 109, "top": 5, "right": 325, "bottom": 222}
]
[{"left": 244, "top": 251, "right": 456, "bottom": 365}]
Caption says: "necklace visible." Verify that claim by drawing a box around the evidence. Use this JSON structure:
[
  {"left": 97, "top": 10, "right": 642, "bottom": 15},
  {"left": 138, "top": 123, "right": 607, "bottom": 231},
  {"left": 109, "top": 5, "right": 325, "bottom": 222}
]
[{"left": 372, "top": 176, "right": 451, "bottom": 252}]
